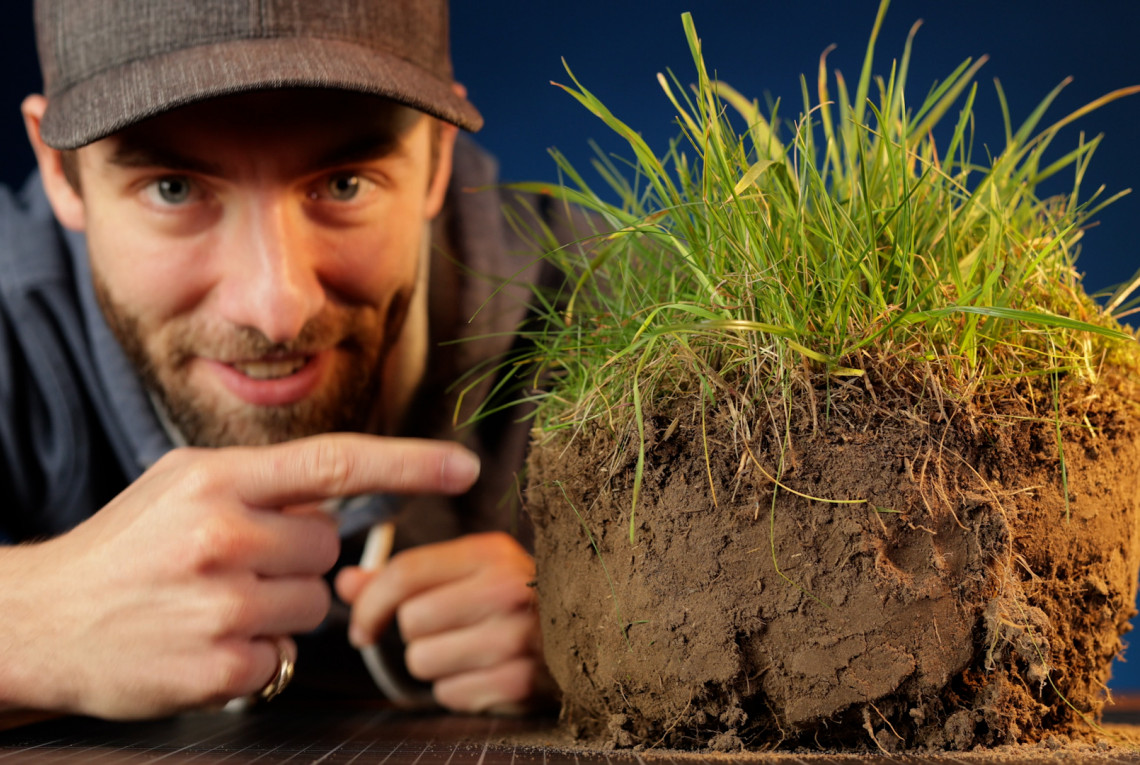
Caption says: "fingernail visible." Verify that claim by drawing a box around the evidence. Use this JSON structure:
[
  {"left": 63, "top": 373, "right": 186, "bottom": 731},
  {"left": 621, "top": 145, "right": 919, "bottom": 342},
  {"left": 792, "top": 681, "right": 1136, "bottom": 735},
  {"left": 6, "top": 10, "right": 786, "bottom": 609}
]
[
  {"left": 445, "top": 449, "right": 481, "bottom": 492},
  {"left": 349, "top": 625, "right": 369, "bottom": 648}
]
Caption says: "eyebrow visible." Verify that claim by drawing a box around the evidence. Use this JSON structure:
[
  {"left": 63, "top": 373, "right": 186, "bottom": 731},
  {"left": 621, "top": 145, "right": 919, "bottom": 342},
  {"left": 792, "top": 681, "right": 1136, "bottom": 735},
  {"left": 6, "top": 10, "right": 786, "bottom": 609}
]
[
  {"left": 107, "top": 144, "right": 224, "bottom": 176},
  {"left": 106, "top": 132, "right": 408, "bottom": 177},
  {"left": 308, "top": 132, "right": 407, "bottom": 172}
]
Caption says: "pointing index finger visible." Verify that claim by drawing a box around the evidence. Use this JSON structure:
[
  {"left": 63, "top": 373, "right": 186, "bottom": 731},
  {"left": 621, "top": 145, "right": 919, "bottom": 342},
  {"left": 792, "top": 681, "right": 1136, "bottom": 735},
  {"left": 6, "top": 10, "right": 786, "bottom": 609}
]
[{"left": 234, "top": 434, "right": 481, "bottom": 507}]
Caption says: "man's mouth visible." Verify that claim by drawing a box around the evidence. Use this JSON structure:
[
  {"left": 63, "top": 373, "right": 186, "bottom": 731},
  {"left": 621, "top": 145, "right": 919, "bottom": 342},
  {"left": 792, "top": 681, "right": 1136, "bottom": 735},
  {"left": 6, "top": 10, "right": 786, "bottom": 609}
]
[
  {"left": 230, "top": 356, "right": 311, "bottom": 380},
  {"left": 204, "top": 352, "right": 328, "bottom": 407}
]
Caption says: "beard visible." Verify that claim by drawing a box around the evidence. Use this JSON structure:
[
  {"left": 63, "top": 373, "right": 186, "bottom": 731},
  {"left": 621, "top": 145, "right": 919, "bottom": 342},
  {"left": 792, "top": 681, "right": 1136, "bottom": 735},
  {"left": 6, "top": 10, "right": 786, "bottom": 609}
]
[{"left": 92, "top": 271, "right": 413, "bottom": 448}]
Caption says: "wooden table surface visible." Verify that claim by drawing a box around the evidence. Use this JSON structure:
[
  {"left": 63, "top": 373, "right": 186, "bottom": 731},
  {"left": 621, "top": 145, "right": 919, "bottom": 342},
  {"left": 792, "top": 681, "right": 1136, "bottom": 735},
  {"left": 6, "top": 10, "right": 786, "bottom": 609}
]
[{"left": 3, "top": 699, "right": 1140, "bottom": 764}]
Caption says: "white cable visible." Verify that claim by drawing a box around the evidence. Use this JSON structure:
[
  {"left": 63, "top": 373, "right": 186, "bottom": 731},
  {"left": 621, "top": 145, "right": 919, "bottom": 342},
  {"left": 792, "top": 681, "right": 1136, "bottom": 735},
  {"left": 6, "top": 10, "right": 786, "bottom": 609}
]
[{"left": 358, "top": 521, "right": 430, "bottom": 706}]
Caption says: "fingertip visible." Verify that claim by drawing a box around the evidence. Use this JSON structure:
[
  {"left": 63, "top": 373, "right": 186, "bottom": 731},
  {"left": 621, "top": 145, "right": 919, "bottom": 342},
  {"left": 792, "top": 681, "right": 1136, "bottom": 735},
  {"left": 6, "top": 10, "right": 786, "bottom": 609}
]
[
  {"left": 348, "top": 623, "right": 371, "bottom": 649},
  {"left": 443, "top": 447, "right": 481, "bottom": 493},
  {"left": 335, "top": 567, "right": 368, "bottom": 602}
]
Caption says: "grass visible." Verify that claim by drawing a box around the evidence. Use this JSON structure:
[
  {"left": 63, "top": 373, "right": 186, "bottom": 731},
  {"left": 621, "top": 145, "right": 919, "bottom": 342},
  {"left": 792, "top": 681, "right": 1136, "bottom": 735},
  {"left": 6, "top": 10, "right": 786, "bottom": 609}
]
[{"left": 461, "top": 2, "right": 1140, "bottom": 539}]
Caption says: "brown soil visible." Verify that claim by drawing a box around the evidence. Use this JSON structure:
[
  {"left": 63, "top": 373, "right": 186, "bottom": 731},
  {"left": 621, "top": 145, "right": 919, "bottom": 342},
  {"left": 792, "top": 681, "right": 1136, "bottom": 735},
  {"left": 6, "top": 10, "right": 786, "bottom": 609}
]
[{"left": 526, "top": 369, "right": 1140, "bottom": 752}]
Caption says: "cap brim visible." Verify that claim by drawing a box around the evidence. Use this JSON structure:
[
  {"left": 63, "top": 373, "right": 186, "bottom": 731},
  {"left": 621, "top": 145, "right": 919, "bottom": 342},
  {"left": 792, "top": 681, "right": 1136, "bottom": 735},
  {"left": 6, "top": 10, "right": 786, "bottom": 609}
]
[{"left": 40, "top": 36, "right": 483, "bottom": 149}]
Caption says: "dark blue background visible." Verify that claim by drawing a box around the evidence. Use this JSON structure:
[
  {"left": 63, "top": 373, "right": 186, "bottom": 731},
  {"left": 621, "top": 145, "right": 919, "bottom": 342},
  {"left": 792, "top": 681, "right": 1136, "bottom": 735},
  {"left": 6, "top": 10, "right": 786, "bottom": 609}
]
[
  {"left": 448, "top": 1, "right": 1139, "bottom": 297},
  {"left": 2, "top": 2, "right": 1139, "bottom": 688}
]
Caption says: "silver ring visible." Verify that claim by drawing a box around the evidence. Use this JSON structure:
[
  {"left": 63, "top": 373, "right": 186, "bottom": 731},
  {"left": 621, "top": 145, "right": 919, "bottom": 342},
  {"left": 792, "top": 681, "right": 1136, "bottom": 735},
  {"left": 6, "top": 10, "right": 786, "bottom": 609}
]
[{"left": 258, "top": 637, "right": 295, "bottom": 702}]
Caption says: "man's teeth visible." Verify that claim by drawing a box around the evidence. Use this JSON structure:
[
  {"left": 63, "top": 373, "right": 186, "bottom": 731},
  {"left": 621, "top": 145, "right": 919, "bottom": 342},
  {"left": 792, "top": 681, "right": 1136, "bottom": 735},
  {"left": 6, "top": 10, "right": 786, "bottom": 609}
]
[{"left": 232, "top": 358, "right": 308, "bottom": 380}]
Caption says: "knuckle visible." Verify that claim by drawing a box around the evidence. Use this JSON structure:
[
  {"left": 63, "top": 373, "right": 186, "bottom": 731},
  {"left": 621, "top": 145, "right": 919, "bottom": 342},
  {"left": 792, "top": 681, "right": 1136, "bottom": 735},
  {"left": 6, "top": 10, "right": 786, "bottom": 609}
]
[
  {"left": 404, "top": 641, "right": 435, "bottom": 681},
  {"left": 468, "top": 531, "right": 510, "bottom": 554},
  {"left": 470, "top": 565, "right": 534, "bottom": 615},
  {"left": 395, "top": 600, "right": 424, "bottom": 641},
  {"left": 384, "top": 553, "right": 420, "bottom": 593},
  {"left": 491, "top": 574, "right": 535, "bottom": 611},
  {"left": 172, "top": 452, "right": 221, "bottom": 494},
  {"left": 471, "top": 532, "right": 533, "bottom": 570},
  {"left": 307, "top": 440, "right": 354, "bottom": 495},
  {"left": 209, "top": 577, "right": 260, "bottom": 636},
  {"left": 390, "top": 450, "right": 415, "bottom": 491},
  {"left": 186, "top": 515, "right": 246, "bottom": 571},
  {"left": 181, "top": 577, "right": 256, "bottom": 641}
]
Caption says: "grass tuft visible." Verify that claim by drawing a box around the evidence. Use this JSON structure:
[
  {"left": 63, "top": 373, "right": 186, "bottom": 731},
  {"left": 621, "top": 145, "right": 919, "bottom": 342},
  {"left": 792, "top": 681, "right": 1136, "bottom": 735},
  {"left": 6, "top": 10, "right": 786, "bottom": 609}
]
[{"left": 480, "top": 2, "right": 1140, "bottom": 525}]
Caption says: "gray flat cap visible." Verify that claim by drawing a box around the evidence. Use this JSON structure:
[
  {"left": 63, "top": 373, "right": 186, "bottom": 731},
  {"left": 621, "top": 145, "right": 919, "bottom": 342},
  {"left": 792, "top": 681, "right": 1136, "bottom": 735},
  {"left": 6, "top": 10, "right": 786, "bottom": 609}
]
[{"left": 34, "top": 0, "right": 483, "bottom": 149}]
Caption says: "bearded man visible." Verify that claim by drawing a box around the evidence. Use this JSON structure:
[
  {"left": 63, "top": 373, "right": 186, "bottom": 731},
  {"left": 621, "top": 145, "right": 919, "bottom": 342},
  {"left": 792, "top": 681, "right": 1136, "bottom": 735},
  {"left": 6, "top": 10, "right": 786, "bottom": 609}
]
[{"left": 0, "top": 0, "right": 573, "bottom": 719}]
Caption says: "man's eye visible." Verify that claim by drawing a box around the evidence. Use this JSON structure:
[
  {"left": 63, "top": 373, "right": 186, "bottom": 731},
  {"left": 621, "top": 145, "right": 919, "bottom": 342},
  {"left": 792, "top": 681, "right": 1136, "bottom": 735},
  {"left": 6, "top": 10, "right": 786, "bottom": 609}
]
[
  {"left": 325, "top": 173, "right": 362, "bottom": 201},
  {"left": 151, "top": 176, "right": 194, "bottom": 205}
]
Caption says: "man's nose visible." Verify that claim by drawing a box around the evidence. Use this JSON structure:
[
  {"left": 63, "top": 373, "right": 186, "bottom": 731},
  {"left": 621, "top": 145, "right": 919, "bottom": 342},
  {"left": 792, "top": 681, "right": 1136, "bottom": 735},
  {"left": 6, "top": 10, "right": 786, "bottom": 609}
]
[{"left": 216, "top": 199, "right": 325, "bottom": 343}]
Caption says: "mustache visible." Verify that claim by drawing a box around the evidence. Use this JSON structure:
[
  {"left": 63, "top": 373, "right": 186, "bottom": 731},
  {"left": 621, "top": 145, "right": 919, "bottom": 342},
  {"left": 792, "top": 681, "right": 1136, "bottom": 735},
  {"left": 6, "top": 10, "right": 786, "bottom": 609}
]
[{"left": 167, "top": 308, "right": 379, "bottom": 365}]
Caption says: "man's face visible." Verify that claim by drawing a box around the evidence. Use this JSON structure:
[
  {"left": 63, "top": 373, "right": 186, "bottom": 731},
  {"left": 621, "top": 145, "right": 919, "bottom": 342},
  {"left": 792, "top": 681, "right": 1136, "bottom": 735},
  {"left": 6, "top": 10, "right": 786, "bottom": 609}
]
[{"left": 70, "top": 90, "right": 451, "bottom": 447}]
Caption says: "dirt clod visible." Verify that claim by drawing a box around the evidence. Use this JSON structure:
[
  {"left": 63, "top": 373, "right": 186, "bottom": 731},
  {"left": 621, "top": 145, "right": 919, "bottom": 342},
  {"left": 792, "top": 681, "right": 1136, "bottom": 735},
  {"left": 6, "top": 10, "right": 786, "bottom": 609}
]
[{"left": 527, "top": 370, "right": 1140, "bottom": 751}]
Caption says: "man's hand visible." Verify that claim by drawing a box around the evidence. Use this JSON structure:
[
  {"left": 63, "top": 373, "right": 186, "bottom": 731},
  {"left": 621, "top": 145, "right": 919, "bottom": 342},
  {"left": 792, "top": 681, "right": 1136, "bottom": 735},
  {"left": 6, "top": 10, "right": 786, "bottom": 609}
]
[
  {"left": 0, "top": 434, "right": 479, "bottom": 719},
  {"left": 335, "top": 532, "right": 552, "bottom": 713}
]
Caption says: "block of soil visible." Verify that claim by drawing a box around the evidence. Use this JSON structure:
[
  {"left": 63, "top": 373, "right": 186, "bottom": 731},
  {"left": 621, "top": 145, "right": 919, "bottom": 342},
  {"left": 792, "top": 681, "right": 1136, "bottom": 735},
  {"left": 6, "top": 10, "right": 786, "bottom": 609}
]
[{"left": 528, "top": 372, "right": 1140, "bottom": 751}]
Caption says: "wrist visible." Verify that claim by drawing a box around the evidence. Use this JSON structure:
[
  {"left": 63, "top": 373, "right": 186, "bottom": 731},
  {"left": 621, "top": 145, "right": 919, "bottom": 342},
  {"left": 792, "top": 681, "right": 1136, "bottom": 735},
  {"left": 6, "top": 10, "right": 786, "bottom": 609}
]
[{"left": 0, "top": 541, "right": 77, "bottom": 713}]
